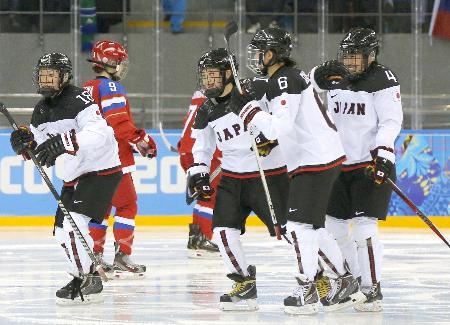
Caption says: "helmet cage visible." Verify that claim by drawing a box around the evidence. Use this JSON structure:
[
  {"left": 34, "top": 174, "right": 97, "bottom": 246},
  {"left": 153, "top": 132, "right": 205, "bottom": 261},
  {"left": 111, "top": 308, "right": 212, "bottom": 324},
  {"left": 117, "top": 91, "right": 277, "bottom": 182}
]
[
  {"left": 338, "top": 47, "right": 377, "bottom": 75},
  {"left": 246, "top": 44, "right": 266, "bottom": 75},
  {"left": 197, "top": 49, "right": 236, "bottom": 98},
  {"left": 33, "top": 53, "right": 72, "bottom": 97},
  {"left": 197, "top": 65, "right": 228, "bottom": 98}
]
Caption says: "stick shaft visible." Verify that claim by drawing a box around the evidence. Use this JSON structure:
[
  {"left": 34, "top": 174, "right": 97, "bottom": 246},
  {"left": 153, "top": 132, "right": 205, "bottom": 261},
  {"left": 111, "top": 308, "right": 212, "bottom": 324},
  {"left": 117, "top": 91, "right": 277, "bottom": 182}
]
[
  {"left": 0, "top": 106, "right": 109, "bottom": 279},
  {"left": 158, "top": 122, "right": 178, "bottom": 153},
  {"left": 387, "top": 179, "right": 450, "bottom": 248},
  {"left": 223, "top": 28, "right": 281, "bottom": 239}
]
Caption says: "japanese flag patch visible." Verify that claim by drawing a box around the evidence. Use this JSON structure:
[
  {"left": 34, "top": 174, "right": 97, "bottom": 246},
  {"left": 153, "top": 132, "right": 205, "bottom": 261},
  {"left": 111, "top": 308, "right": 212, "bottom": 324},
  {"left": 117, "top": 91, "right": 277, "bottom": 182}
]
[{"left": 393, "top": 89, "right": 401, "bottom": 102}]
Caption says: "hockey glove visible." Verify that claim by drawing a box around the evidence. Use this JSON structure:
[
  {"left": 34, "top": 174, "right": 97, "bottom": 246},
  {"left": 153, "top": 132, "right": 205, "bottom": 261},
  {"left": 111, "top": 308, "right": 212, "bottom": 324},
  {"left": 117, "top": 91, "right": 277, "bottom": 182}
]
[
  {"left": 130, "top": 129, "right": 157, "bottom": 159},
  {"left": 10, "top": 126, "right": 37, "bottom": 159},
  {"left": 313, "top": 60, "right": 350, "bottom": 90},
  {"left": 35, "top": 130, "right": 78, "bottom": 167},
  {"left": 365, "top": 147, "right": 395, "bottom": 186},
  {"left": 228, "top": 84, "right": 261, "bottom": 127},
  {"left": 252, "top": 132, "right": 279, "bottom": 157},
  {"left": 186, "top": 163, "right": 213, "bottom": 204}
]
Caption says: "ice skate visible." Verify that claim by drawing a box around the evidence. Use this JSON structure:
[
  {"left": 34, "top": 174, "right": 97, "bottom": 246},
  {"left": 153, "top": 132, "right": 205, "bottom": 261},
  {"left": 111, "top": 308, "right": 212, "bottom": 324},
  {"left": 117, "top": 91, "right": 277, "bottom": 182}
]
[
  {"left": 56, "top": 272, "right": 103, "bottom": 305},
  {"left": 93, "top": 252, "right": 114, "bottom": 279},
  {"left": 321, "top": 272, "right": 366, "bottom": 311},
  {"left": 354, "top": 282, "right": 383, "bottom": 312},
  {"left": 315, "top": 272, "right": 331, "bottom": 301},
  {"left": 284, "top": 277, "right": 320, "bottom": 315},
  {"left": 219, "top": 265, "right": 258, "bottom": 311},
  {"left": 113, "top": 242, "right": 146, "bottom": 279},
  {"left": 187, "top": 223, "right": 220, "bottom": 259}
]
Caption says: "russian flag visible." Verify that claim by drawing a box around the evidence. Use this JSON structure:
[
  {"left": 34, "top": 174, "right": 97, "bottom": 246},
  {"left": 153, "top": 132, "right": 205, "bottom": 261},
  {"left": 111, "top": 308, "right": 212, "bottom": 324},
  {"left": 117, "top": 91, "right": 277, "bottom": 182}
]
[{"left": 429, "top": 0, "right": 450, "bottom": 39}]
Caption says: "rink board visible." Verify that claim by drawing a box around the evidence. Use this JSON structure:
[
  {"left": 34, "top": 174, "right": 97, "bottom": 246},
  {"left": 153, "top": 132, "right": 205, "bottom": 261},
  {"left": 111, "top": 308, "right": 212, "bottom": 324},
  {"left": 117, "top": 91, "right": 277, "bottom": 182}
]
[
  {"left": 0, "top": 129, "right": 449, "bottom": 226},
  {"left": 0, "top": 215, "right": 449, "bottom": 228}
]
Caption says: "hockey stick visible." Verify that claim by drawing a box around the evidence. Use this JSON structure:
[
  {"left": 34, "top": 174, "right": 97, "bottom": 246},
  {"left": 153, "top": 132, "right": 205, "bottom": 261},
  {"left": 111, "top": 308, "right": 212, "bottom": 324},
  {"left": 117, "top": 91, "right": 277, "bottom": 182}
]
[
  {"left": 158, "top": 122, "right": 178, "bottom": 153},
  {"left": 224, "top": 21, "right": 282, "bottom": 240},
  {"left": 186, "top": 165, "right": 222, "bottom": 205},
  {"left": 387, "top": 178, "right": 450, "bottom": 248},
  {"left": 0, "top": 103, "right": 109, "bottom": 281}
]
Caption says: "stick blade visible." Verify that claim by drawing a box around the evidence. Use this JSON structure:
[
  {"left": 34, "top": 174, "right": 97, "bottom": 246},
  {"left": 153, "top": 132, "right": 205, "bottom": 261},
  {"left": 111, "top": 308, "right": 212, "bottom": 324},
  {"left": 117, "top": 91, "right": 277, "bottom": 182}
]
[
  {"left": 224, "top": 21, "right": 238, "bottom": 41},
  {"left": 0, "top": 102, "right": 6, "bottom": 113}
]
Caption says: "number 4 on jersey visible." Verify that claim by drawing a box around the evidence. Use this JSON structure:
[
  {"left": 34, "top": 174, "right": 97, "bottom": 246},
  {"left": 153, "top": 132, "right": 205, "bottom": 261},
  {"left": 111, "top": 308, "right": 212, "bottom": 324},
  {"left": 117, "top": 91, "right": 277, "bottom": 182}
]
[{"left": 385, "top": 70, "right": 397, "bottom": 83}]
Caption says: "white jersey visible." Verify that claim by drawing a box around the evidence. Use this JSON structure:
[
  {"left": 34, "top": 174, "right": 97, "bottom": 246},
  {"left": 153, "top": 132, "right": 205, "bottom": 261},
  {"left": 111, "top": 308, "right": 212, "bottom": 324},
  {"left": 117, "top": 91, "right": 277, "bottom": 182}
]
[
  {"left": 311, "top": 63, "right": 403, "bottom": 169},
  {"left": 30, "top": 85, "right": 120, "bottom": 182},
  {"left": 192, "top": 88, "right": 286, "bottom": 178},
  {"left": 247, "top": 66, "right": 346, "bottom": 175}
]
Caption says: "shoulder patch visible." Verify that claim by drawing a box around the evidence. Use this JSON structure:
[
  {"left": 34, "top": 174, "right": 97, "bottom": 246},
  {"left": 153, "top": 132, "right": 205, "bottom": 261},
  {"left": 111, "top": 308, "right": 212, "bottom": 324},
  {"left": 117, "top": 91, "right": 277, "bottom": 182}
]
[{"left": 392, "top": 88, "right": 401, "bottom": 102}]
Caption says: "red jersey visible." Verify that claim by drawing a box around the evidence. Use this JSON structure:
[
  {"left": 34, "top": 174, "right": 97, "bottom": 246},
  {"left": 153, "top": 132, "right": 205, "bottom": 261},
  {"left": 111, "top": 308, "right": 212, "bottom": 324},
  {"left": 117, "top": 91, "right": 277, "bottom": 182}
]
[
  {"left": 178, "top": 91, "right": 222, "bottom": 173},
  {"left": 83, "top": 77, "right": 142, "bottom": 172}
]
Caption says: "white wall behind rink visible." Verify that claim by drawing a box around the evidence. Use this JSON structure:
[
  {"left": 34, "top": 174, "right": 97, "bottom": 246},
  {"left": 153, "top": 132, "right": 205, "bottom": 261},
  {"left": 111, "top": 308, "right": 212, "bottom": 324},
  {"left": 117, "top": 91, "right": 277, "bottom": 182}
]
[{"left": 0, "top": 155, "right": 186, "bottom": 195}]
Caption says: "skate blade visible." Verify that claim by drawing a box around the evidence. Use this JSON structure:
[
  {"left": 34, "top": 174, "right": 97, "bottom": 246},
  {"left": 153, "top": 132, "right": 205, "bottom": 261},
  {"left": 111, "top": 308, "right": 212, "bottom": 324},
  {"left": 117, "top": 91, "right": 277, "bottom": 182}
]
[
  {"left": 56, "top": 293, "right": 103, "bottom": 306},
  {"left": 188, "top": 249, "right": 220, "bottom": 259},
  {"left": 113, "top": 270, "right": 146, "bottom": 280},
  {"left": 284, "top": 302, "right": 319, "bottom": 315},
  {"left": 354, "top": 300, "right": 382, "bottom": 312},
  {"left": 322, "top": 291, "right": 367, "bottom": 312},
  {"left": 219, "top": 299, "right": 258, "bottom": 311}
]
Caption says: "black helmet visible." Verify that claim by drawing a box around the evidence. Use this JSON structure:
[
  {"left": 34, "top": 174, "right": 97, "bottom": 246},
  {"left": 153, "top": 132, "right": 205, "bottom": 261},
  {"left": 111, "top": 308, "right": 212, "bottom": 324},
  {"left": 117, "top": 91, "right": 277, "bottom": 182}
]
[
  {"left": 33, "top": 53, "right": 73, "bottom": 98},
  {"left": 247, "top": 27, "right": 292, "bottom": 75},
  {"left": 197, "top": 48, "right": 237, "bottom": 98},
  {"left": 338, "top": 28, "right": 379, "bottom": 76}
]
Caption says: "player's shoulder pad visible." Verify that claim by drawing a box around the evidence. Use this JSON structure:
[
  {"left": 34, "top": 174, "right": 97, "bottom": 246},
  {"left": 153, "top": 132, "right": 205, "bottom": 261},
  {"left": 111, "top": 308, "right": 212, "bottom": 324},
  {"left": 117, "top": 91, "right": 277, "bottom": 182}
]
[
  {"left": 358, "top": 63, "right": 400, "bottom": 92},
  {"left": 193, "top": 99, "right": 215, "bottom": 129},
  {"left": 31, "top": 98, "right": 47, "bottom": 128},
  {"left": 62, "top": 85, "right": 96, "bottom": 112},
  {"left": 98, "top": 78, "right": 126, "bottom": 95},
  {"left": 267, "top": 66, "right": 310, "bottom": 99}
]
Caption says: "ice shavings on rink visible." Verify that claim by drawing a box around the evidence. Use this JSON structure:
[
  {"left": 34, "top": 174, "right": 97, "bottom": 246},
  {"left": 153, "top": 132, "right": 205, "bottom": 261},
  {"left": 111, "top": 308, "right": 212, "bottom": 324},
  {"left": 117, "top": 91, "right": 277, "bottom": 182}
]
[{"left": 0, "top": 227, "right": 449, "bottom": 325}]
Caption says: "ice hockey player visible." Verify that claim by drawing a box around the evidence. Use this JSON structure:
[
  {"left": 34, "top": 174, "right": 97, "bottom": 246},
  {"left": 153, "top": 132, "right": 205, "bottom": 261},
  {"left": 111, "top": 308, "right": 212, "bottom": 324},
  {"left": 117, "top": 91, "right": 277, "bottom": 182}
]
[
  {"left": 310, "top": 27, "right": 403, "bottom": 312},
  {"left": 10, "top": 52, "right": 122, "bottom": 303},
  {"left": 83, "top": 40, "right": 157, "bottom": 278},
  {"left": 178, "top": 90, "right": 220, "bottom": 258},
  {"left": 230, "top": 27, "right": 365, "bottom": 314},
  {"left": 190, "top": 48, "right": 288, "bottom": 311}
]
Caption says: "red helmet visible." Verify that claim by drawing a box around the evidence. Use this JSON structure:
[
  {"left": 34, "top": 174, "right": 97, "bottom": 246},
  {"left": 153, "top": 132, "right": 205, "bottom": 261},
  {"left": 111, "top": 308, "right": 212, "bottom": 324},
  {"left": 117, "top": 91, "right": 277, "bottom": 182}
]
[{"left": 89, "top": 40, "right": 129, "bottom": 80}]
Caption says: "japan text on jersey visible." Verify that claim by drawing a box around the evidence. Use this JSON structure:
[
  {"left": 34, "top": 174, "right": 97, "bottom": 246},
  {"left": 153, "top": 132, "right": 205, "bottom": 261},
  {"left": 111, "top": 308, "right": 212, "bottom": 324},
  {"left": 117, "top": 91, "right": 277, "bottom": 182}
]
[
  {"left": 191, "top": 90, "right": 286, "bottom": 178},
  {"left": 324, "top": 64, "right": 403, "bottom": 167}
]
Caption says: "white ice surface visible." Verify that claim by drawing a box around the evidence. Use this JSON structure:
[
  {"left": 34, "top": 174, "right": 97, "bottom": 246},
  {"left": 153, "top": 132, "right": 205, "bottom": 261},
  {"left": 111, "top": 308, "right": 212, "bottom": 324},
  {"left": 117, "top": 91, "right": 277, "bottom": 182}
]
[{"left": 0, "top": 227, "right": 449, "bottom": 325}]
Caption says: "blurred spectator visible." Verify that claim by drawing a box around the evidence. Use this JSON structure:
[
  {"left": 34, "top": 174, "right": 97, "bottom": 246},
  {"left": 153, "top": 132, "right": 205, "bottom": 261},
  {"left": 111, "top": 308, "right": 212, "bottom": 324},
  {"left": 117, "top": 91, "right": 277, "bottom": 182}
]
[
  {"left": 246, "top": 0, "right": 287, "bottom": 34},
  {"left": 383, "top": 0, "right": 411, "bottom": 33},
  {"left": 1, "top": 0, "right": 70, "bottom": 32},
  {"left": 42, "top": 0, "right": 70, "bottom": 33},
  {"left": 97, "top": 0, "right": 129, "bottom": 33},
  {"left": 329, "top": 0, "right": 377, "bottom": 33},
  {"left": 5, "top": 0, "right": 21, "bottom": 29},
  {"left": 162, "top": 0, "right": 186, "bottom": 34},
  {"left": 283, "top": 0, "right": 317, "bottom": 33}
]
